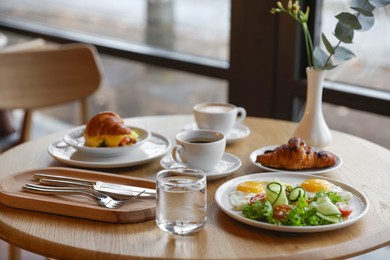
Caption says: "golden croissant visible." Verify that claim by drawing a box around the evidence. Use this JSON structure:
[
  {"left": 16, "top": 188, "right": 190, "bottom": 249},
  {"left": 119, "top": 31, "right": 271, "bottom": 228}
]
[
  {"left": 84, "top": 111, "right": 138, "bottom": 147},
  {"left": 256, "top": 137, "right": 336, "bottom": 170}
]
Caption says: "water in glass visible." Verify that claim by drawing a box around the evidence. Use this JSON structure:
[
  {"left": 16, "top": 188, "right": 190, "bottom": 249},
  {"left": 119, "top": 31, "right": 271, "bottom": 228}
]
[{"left": 156, "top": 168, "right": 207, "bottom": 235}]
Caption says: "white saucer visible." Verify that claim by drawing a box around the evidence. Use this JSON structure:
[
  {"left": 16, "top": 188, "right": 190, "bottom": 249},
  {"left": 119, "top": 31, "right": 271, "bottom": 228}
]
[
  {"left": 182, "top": 123, "right": 250, "bottom": 144},
  {"left": 48, "top": 132, "right": 171, "bottom": 169},
  {"left": 160, "top": 152, "right": 241, "bottom": 181}
]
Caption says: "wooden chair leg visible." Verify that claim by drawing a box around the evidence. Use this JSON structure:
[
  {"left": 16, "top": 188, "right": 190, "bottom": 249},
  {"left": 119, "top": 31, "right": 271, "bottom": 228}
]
[
  {"left": 80, "top": 98, "right": 89, "bottom": 124},
  {"left": 20, "top": 110, "right": 33, "bottom": 143},
  {"left": 8, "top": 245, "right": 21, "bottom": 260}
]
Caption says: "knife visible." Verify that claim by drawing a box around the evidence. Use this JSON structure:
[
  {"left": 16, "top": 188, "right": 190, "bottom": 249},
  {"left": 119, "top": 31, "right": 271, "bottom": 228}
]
[{"left": 33, "top": 173, "right": 156, "bottom": 199}]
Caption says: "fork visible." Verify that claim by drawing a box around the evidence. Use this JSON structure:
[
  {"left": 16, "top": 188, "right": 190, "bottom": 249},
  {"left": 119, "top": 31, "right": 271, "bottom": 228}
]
[{"left": 22, "top": 183, "right": 127, "bottom": 209}]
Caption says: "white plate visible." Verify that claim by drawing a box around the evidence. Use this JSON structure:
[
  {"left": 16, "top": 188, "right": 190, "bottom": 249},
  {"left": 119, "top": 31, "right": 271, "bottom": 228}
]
[
  {"left": 63, "top": 125, "right": 151, "bottom": 157},
  {"left": 250, "top": 145, "right": 342, "bottom": 174},
  {"left": 48, "top": 132, "right": 171, "bottom": 168},
  {"left": 160, "top": 152, "right": 242, "bottom": 181},
  {"left": 182, "top": 123, "right": 250, "bottom": 143},
  {"left": 215, "top": 172, "right": 369, "bottom": 233}
]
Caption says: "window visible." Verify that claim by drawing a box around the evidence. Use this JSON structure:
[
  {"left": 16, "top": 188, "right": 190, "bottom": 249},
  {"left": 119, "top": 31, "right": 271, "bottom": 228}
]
[
  {"left": 322, "top": 0, "right": 390, "bottom": 92},
  {"left": 0, "top": 0, "right": 389, "bottom": 147}
]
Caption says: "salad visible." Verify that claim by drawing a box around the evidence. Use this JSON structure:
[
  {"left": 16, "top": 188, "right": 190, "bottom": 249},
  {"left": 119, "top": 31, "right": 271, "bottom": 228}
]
[{"left": 228, "top": 178, "right": 353, "bottom": 226}]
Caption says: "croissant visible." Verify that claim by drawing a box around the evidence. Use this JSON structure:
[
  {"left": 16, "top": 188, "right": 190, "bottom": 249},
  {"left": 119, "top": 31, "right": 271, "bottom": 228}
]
[
  {"left": 84, "top": 111, "right": 138, "bottom": 147},
  {"left": 256, "top": 137, "right": 336, "bottom": 170}
]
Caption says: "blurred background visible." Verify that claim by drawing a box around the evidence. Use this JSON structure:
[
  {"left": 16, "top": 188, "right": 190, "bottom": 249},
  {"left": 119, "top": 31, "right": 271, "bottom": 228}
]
[
  {"left": 0, "top": 0, "right": 389, "bottom": 149},
  {"left": 0, "top": 1, "right": 389, "bottom": 258}
]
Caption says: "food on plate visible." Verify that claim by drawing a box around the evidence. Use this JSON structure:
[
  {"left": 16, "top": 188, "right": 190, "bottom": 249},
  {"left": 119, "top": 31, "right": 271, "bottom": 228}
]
[
  {"left": 255, "top": 137, "right": 336, "bottom": 170},
  {"left": 229, "top": 178, "right": 353, "bottom": 226},
  {"left": 301, "top": 178, "right": 332, "bottom": 193},
  {"left": 236, "top": 181, "right": 265, "bottom": 194},
  {"left": 84, "top": 111, "right": 139, "bottom": 147},
  {"left": 229, "top": 181, "right": 266, "bottom": 210}
]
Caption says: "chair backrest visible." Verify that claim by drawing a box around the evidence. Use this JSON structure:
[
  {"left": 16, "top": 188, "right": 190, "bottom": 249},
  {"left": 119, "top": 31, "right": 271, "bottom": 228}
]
[
  {"left": 0, "top": 43, "right": 102, "bottom": 110},
  {"left": 0, "top": 43, "right": 102, "bottom": 144}
]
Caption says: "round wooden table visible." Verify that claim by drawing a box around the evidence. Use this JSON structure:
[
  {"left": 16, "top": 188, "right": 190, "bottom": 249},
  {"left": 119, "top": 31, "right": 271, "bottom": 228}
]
[{"left": 0, "top": 115, "right": 389, "bottom": 259}]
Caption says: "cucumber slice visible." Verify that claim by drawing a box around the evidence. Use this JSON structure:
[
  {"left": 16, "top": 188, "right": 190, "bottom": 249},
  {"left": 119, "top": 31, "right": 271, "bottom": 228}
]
[
  {"left": 316, "top": 212, "right": 341, "bottom": 223},
  {"left": 266, "top": 182, "right": 288, "bottom": 207},
  {"left": 310, "top": 196, "right": 341, "bottom": 216},
  {"left": 289, "top": 187, "right": 306, "bottom": 201}
]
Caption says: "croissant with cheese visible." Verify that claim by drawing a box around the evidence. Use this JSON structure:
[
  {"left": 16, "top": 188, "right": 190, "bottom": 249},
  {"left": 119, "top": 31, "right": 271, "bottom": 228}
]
[
  {"left": 84, "top": 111, "right": 138, "bottom": 147},
  {"left": 256, "top": 137, "right": 336, "bottom": 170}
]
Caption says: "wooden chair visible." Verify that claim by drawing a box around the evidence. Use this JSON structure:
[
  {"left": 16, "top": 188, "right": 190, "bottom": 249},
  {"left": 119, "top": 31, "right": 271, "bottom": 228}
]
[{"left": 0, "top": 43, "right": 102, "bottom": 153}]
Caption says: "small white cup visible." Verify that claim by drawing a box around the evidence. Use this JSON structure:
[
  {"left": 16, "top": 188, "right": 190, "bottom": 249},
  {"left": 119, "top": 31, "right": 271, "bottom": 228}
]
[
  {"left": 171, "top": 130, "right": 226, "bottom": 171},
  {"left": 193, "top": 103, "right": 246, "bottom": 135}
]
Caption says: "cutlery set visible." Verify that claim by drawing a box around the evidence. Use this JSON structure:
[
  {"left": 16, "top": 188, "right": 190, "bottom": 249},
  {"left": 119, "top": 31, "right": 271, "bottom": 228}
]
[{"left": 22, "top": 173, "right": 156, "bottom": 208}]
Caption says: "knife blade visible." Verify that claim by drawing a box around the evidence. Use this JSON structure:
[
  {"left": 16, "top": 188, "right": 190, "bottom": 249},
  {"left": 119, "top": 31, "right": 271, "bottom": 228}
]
[{"left": 34, "top": 173, "right": 156, "bottom": 198}]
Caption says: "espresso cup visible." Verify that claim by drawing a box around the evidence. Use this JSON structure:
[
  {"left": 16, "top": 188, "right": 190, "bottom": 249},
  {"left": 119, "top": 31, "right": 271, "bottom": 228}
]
[
  {"left": 193, "top": 103, "right": 246, "bottom": 135},
  {"left": 171, "top": 130, "right": 226, "bottom": 171}
]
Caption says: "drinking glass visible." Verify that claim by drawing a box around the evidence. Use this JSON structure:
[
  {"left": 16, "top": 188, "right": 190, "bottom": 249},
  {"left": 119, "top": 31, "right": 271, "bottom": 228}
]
[{"left": 156, "top": 167, "right": 207, "bottom": 235}]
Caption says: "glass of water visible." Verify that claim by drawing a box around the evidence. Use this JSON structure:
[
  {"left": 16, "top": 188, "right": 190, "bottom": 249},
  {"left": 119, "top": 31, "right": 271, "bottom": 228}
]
[{"left": 156, "top": 167, "right": 207, "bottom": 235}]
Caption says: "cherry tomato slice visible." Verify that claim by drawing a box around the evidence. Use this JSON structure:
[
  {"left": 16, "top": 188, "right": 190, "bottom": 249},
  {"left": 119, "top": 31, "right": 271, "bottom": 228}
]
[
  {"left": 273, "top": 205, "right": 291, "bottom": 220},
  {"left": 337, "top": 202, "right": 352, "bottom": 217},
  {"left": 249, "top": 193, "right": 266, "bottom": 204}
]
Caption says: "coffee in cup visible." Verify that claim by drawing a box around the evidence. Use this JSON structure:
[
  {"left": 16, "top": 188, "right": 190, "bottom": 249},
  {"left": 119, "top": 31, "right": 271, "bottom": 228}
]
[
  {"left": 171, "top": 130, "right": 226, "bottom": 171},
  {"left": 193, "top": 103, "right": 246, "bottom": 135}
]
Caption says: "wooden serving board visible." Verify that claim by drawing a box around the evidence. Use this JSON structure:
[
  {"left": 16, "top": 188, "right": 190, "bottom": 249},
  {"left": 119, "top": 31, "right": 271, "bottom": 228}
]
[{"left": 0, "top": 167, "right": 156, "bottom": 223}]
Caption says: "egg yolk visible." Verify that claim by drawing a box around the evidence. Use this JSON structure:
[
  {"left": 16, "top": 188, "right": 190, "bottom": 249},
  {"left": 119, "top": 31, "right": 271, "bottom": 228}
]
[
  {"left": 236, "top": 181, "right": 265, "bottom": 194},
  {"left": 301, "top": 178, "right": 331, "bottom": 193}
]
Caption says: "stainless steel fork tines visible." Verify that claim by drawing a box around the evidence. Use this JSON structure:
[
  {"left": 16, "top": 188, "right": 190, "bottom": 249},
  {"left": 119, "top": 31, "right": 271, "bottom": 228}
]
[{"left": 22, "top": 184, "right": 127, "bottom": 209}]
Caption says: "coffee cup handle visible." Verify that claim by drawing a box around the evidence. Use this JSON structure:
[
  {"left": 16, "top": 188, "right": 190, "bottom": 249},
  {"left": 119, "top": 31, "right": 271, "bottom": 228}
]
[
  {"left": 236, "top": 107, "right": 247, "bottom": 124},
  {"left": 172, "top": 145, "right": 187, "bottom": 166}
]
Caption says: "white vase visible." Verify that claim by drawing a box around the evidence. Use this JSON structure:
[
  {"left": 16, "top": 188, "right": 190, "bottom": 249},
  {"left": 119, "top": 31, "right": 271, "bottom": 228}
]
[{"left": 293, "top": 67, "right": 332, "bottom": 148}]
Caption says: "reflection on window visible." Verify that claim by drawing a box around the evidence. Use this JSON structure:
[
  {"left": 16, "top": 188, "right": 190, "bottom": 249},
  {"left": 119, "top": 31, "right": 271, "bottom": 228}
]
[
  {"left": 0, "top": 0, "right": 230, "bottom": 60},
  {"left": 39, "top": 53, "right": 227, "bottom": 124},
  {"left": 323, "top": 103, "right": 390, "bottom": 149},
  {"left": 322, "top": 0, "right": 390, "bottom": 91}
]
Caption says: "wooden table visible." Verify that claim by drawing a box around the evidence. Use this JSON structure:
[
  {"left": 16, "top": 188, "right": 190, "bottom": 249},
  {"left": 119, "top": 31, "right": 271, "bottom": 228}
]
[{"left": 0, "top": 115, "right": 389, "bottom": 259}]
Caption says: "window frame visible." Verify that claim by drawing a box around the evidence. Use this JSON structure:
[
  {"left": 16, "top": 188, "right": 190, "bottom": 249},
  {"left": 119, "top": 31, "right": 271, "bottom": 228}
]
[{"left": 0, "top": 0, "right": 388, "bottom": 119}]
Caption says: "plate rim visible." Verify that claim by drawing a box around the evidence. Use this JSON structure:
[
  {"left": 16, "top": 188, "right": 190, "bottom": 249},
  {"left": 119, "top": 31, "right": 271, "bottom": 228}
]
[
  {"left": 48, "top": 132, "right": 171, "bottom": 168},
  {"left": 215, "top": 172, "right": 369, "bottom": 233},
  {"left": 249, "top": 145, "right": 343, "bottom": 175}
]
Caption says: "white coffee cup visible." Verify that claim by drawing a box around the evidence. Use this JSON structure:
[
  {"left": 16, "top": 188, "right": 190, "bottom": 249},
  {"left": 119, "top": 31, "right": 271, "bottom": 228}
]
[
  {"left": 171, "top": 130, "right": 226, "bottom": 171},
  {"left": 193, "top": 103, "right": 247, "bottom": 135}
]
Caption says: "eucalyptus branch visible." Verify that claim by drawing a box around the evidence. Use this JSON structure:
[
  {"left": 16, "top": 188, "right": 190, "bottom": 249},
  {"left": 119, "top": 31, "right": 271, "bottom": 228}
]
[
  {"left": 324, "top": 41, "right": 341, "bottom": 68},
  {"left": 270, "top": 0, "right": 390, "bottom": 71}
]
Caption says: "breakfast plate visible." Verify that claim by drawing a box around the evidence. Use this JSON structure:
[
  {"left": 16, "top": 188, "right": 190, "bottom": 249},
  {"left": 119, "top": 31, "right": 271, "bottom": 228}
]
[
  {"left": 182, "top": 122, "right": 250, "bottom": 144},
  {"left": 63, "top": 125, "right": 151, "bottom": 156},
  {"left": 250, "top": 145, "right": 342, "bottom": 174},
  {"left": 48, "top": 132, "right": 171, "bottom": 168},
  {"left": 215, "top": 172, "right": 369, "bottom": 232},
  {"left": 160, "top": 153, "right": 242, "bottom": 181}
]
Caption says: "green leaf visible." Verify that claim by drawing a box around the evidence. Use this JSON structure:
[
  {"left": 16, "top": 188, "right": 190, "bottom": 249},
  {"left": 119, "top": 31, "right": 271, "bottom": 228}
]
[
  {"left": 334, "top": 46, "right": 356, "bottom": 61},
  {"left": 351, "top": 7, "right": 374, "bottom": 16},
  {"left": 352, "top": 0, "right": 375, "bottom": 11},
  {"left": 321, "top": 33, "right": 334, "bottom": 55},
  {"left": 313, "top": 47, "right": 329, "bottom": 68},
  {"left": 314, "top": 47, "right": 337, "bottom": 70},
  {"left": 335, "top": 22, "right": 354, "bottom": 43},
  {"left": 369, "top": 0, "right": 390, "bottom": 7},
  {"left": 357, "top": 14, "right": 375, "bottom": 31},
  {"left": 336, "top": 12, "right": 362, "bottom": 30}
]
